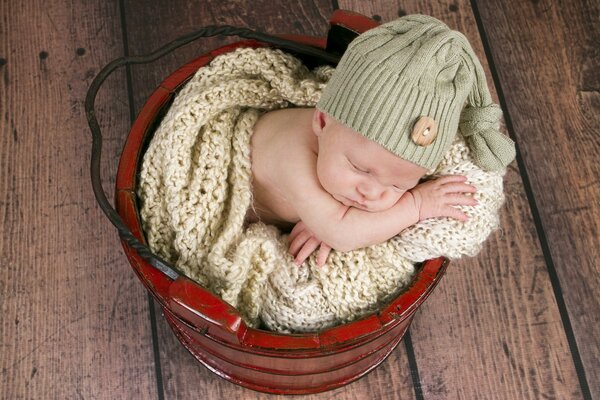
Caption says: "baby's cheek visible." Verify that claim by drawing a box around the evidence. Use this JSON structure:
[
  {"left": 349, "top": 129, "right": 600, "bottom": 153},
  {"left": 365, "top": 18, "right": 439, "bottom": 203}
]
[
  {"left": 366, "top": 190, "right": 401, "bottom": 212},
  {"left": 317, "top": 165, "right": 341, "bottom": 192},
  {"left": 324, "top": 166, "right": 347, "bottom": 186}
]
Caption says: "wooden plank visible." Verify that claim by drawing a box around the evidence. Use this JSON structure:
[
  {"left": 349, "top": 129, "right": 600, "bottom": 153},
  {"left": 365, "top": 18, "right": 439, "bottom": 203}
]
[
  {"left": 337, "top": 1, "right": 585, "bottom": 399},
  {"left": 122, "top": 1, "right": 416, "bottom": 398},
  {"left": 476, "top": 0, "right": 599, "bottom": 397},
  {"left": 0, "top": 1, "right": 157, "bottom": 398}
]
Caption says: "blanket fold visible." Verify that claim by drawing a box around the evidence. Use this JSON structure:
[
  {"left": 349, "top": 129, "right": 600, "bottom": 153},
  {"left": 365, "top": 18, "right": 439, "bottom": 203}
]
[{"left": 138, "top": 47, "right": 506, "bottom": 333}]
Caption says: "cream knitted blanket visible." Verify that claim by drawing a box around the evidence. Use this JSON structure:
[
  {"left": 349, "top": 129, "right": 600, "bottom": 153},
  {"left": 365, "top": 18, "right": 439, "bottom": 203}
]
[{"left": 138, "top": 47, "right": 506, "bottom": 333}]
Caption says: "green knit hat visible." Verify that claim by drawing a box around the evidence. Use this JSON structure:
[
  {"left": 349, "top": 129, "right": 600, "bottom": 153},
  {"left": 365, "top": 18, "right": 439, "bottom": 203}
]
[{"left": 316, "top": 14, "right": 516, "bottom": 171}]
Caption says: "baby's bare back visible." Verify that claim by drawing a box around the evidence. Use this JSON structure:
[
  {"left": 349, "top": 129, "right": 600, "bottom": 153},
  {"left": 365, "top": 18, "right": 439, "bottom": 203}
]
[{"left": 245, "top": 107, "right": 321, "bottom": 231}]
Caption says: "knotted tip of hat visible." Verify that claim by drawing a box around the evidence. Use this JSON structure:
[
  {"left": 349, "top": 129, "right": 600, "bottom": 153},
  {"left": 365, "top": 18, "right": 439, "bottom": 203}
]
[
  {"left": 457, "top": 42, "right": 516, "bottom": 172},
  {"left": 459, "top": 103, "right": 516, "bottom": 171}
]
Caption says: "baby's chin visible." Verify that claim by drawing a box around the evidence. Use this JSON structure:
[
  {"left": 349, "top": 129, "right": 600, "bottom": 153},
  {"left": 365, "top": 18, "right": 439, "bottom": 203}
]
[{"left": 356, "top": 203, "right": 391, "bottom": 212}]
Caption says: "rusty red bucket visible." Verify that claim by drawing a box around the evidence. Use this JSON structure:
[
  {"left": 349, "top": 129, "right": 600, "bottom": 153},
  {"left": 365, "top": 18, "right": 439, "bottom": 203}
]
[{"left": 88, "top": 10, "right": 448, "bottom": 395}]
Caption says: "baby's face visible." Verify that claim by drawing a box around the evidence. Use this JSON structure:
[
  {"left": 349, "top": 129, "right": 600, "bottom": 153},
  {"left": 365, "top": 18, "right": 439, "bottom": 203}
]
[{"left": 313, "top": 109, "right": 427, "bottom": 212}]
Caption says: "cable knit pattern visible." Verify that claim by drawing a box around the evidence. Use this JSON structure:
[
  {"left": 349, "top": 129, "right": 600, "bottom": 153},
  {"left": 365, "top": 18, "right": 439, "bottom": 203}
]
[
  {"left": 459, "top": 103, "right": 515, "bottom": 171},
  {"left": 137, "top": 47, "right": 507, "bottom": 333}
]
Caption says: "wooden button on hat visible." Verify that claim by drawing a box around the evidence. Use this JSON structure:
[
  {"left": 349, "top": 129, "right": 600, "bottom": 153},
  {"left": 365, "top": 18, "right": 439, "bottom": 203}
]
[{"left": 411, "top": 116, "right": 437, "bottom": 146}]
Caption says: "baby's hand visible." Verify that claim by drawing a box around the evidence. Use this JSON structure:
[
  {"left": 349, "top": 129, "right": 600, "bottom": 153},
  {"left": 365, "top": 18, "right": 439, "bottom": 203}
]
[
  {"left": 287, "top": 220, "right": 332, "bottom": 267},
  {"left": 409, "top": 175, "right": 478, "bottom": 222}
]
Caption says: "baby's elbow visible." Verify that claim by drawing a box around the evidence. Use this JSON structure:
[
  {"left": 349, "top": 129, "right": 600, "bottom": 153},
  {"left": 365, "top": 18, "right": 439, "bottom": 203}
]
[
  {"left": 334, "top": 241, "right": 364, "bottom": 253},
  {"left": 330, "top": 241, "right": 352, "bottom": 253},
  {"left": 318, "top": 228, "right": 348, "bottom": 252},
  {"left": 327, "top": 229, "right": 373, "bottom": 253},
  {"left": 326, "top": 233, "right": 355, "bottom": 253},
  {"left": 323, "top": 211, "right": 362, "bottom": 252}
]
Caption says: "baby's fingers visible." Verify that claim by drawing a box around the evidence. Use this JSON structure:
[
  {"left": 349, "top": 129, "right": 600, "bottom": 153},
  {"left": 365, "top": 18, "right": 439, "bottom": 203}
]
[
  {"left": 316, "top": 243, "right": 332, "bottom": 267},
  {"left": 294, "top": 237, "right": 320, "bottom": 266},
  {"left": 287, "top": 221, "right": 306, "bottom": 245},
  {"left": 444, "top": 205, "right": 469, "bottom": 222},
  {"left": 288, "top": 230, "right": 312, "bottom": 257},
  {"left": 437, "top": 175, "right": 469, "bottom": 184},
  {"left": 446, "top": 194, "right": 479, "bottom": 206},
  {"left": 442, "top": 182, "right": 477, "bottom": 194}
]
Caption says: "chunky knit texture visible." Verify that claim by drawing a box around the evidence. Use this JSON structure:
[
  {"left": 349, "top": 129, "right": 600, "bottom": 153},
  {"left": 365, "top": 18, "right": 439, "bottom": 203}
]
[{"left": 137, "top": 47, "right": 507, "bottom": 333}]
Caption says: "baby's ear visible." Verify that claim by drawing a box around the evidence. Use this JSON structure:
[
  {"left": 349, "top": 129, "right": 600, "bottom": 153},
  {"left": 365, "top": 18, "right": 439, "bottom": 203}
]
[{"left": 312, "top": 109, "right": 327, "bottom": 137}]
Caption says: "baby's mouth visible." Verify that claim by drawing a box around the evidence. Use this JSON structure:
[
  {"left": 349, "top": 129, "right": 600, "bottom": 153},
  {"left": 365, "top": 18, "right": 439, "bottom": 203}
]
[
  {"left": 342, "top": 196, "right": 367, "bottom": 208},
  {"left": 333, "top": 194, "right": 352, "bottom": 206},
  {"left": 332, "top": 193, "right": 368, "bottom": 209}
]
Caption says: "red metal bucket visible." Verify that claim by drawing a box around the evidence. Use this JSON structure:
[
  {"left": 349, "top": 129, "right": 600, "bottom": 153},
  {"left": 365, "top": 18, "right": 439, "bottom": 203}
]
[{"left": 107, "top": 10, "right": 448, "bottom": 395}]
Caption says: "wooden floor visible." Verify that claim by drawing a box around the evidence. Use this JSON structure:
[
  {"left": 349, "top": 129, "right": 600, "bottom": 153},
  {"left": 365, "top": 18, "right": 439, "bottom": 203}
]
[{"left": 1, "top": 0, "right": 598, "bottom": 399}]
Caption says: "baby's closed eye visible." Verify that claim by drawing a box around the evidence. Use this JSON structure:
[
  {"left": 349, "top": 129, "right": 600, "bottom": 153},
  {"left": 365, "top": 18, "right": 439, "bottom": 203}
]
[
  {"left": 347, "top": 156, "right": 414, "bottom": 192},
  {"left": 348, "top": 158, "right": 367, "bottom": 173}
]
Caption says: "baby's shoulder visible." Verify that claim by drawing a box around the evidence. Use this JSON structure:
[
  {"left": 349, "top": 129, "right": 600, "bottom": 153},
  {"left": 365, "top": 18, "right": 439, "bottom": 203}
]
[
  {"left": 251, "top": 107, "right": 346, "bottom": 224},
  {"left": 248, "top": 109, "right": 317, "bottom": 221},
  {"left": 270, "top": 124, "right": 318, "bottom": 198},
  {"left": 252, "top": 109, "right": 314, "bottom": 181}
]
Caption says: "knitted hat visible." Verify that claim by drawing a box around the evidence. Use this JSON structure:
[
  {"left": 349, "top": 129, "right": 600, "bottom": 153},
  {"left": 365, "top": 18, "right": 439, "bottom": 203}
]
[{"left": 316, "top": 14, "right": 516, "bottom": 171}]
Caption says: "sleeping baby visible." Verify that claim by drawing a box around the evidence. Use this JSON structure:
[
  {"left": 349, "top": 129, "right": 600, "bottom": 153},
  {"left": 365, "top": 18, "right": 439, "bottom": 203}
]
[{"left": 245, "top": 15, "right": 515, "bottom": 267}]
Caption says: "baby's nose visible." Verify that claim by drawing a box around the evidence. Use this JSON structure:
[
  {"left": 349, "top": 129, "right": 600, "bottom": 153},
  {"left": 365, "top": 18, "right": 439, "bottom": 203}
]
[{"left": 357, "top": 182, "right": 384, "bottom": 201}]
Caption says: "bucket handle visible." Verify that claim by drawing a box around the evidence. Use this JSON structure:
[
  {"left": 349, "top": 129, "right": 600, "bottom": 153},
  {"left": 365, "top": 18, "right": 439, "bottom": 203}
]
[{"left": 86, "top": 25, "right": 340, "bottom": 280}]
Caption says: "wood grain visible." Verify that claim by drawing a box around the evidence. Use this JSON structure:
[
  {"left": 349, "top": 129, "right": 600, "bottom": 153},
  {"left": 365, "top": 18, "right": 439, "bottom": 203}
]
[
  {"left": 2, "top": 0, "right": 595, "bottom": 398},
  {"left": 0, "top": 1, "right": 157, "bottom": 398},
  {"left": 476, "top": 0, "right": 600, "bottom": 397},
  {"left": 337, "top": 1, "right": 585, "bottom": 399}
]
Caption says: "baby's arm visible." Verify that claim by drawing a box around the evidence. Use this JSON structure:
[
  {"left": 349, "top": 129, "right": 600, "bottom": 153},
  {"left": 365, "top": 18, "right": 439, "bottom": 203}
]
[
  {"left": 289, "top": 175, "right": 477, "bottom": 264},
  {"left": 335, "top": 175, "right": 477, "bottom": 250}
]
